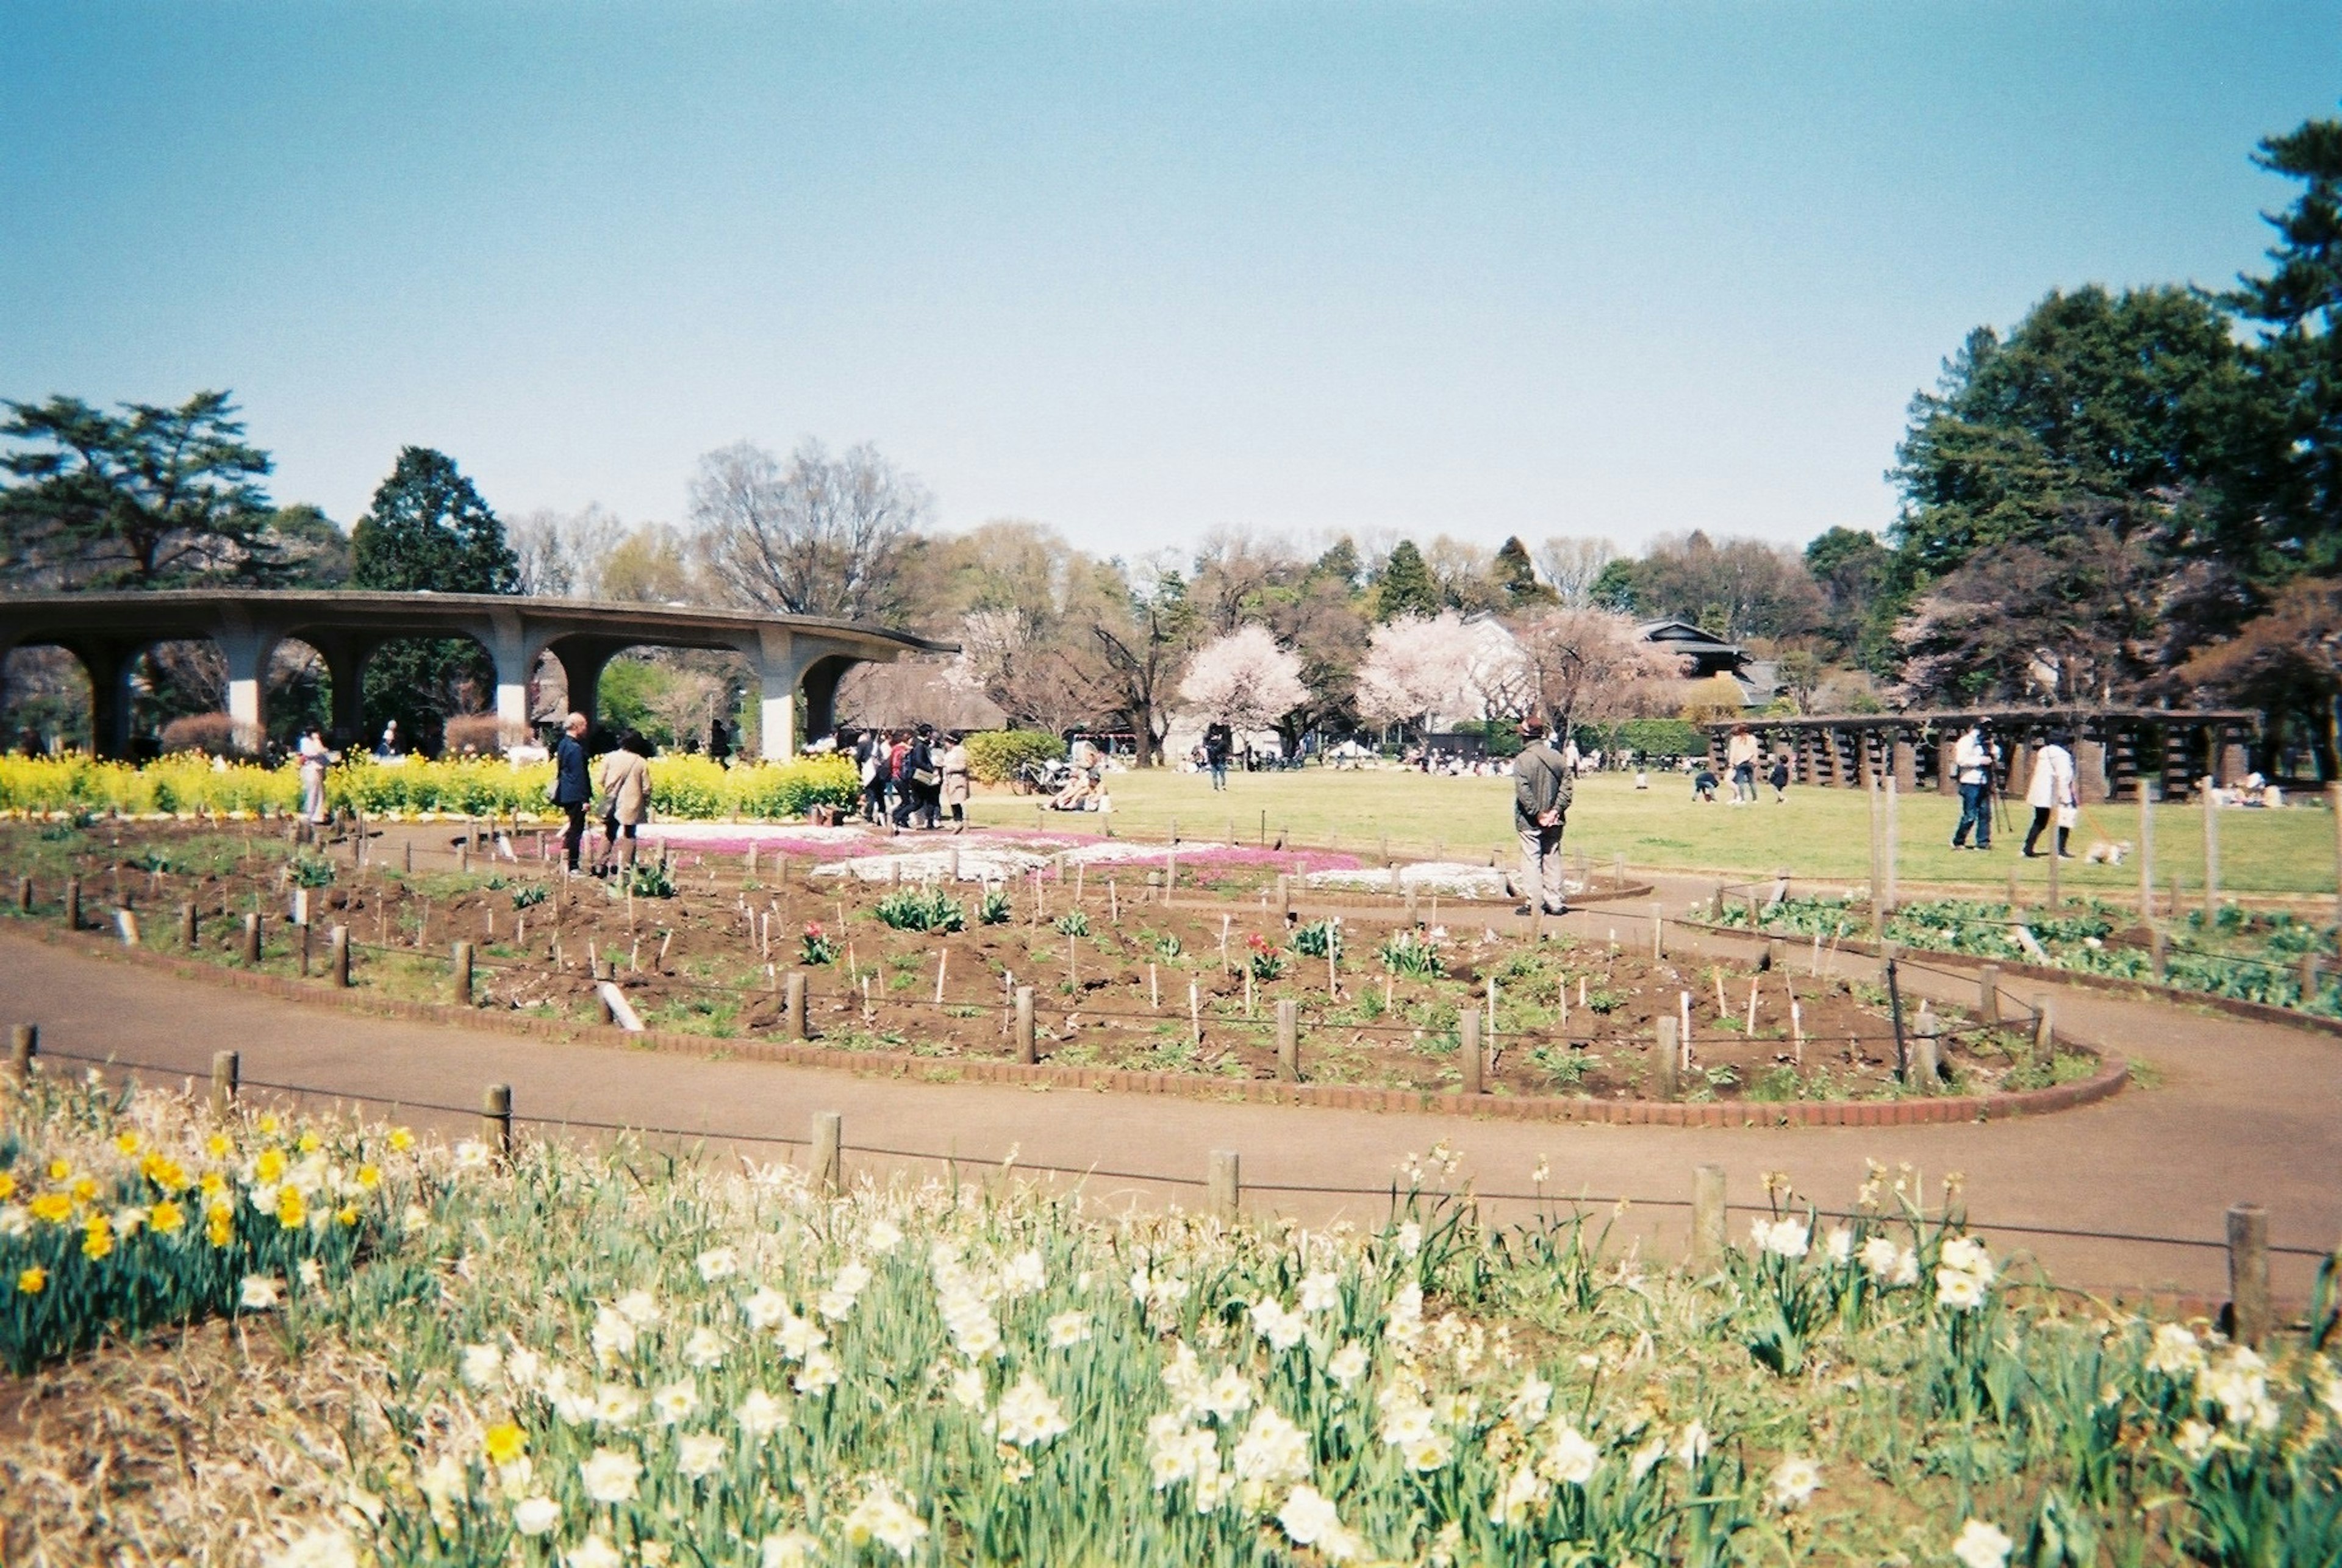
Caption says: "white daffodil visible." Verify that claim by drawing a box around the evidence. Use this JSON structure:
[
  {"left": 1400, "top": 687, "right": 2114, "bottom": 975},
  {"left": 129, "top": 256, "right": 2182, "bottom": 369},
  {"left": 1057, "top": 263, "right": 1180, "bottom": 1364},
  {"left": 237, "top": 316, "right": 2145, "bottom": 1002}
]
[
  {"left": 576, "top": 1448, "right": 642, "bottom": 1505},
  {"left": 675, "top": 1432, "right": 726, "bottom": 1479},
  {"left": 1768, "top": 1455, "right": 1822, "bottom": 1511},
  {"left": 1951, "top": 1519, "right": 2013, "bottom": 1568}
]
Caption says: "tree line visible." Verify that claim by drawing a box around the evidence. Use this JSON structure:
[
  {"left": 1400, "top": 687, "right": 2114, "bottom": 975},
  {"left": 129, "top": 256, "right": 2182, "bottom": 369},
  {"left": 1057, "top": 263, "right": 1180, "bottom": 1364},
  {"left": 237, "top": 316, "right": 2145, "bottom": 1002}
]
[{"left": 4, "top": 112, "right": 2337, "bottom": 767}]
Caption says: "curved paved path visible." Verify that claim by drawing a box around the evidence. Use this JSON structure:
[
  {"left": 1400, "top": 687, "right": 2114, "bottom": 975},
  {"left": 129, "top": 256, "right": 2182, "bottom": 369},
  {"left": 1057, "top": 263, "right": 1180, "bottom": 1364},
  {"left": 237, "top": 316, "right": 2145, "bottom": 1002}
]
[{"left": 0, "top": 912, "right": 2332, "bottom": 1301}]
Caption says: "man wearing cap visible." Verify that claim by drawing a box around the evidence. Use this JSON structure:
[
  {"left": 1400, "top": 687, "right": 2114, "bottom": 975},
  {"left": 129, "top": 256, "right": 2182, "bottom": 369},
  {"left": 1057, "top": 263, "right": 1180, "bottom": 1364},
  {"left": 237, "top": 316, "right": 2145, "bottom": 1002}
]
[{"left": 1512, "top": 716, "right": 1572, "bottom": 917}]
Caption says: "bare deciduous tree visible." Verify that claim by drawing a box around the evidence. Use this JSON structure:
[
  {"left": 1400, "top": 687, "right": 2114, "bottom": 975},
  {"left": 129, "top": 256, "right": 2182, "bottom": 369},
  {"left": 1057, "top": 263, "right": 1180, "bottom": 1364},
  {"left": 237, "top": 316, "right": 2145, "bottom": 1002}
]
[
  {"left": 1514, "top": 607, "right": 1687, "bottom": 734},
  {"left": 690, "top": 439, "right": 928, "bottom": 621},
  {"left": 1533, "top": 537, "right": 1619, "bottom": 608},
  {"left": 507, "top": 504, "right": 625, "bottom": 598}
]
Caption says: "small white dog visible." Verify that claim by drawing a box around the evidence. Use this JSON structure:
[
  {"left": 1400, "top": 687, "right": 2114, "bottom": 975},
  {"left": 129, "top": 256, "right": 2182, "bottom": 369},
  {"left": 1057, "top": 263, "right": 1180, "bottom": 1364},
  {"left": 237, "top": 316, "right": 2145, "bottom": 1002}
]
[{"left": 2082, "top": 839, "right": 2132, "bottom": 865}]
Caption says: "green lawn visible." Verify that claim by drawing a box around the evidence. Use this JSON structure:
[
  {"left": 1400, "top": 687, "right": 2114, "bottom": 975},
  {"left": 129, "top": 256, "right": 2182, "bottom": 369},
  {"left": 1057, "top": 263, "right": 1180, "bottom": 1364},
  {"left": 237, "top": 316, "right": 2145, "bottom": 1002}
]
[{"left": 969, "top": 767, "right": 2342, "bottom": 900}]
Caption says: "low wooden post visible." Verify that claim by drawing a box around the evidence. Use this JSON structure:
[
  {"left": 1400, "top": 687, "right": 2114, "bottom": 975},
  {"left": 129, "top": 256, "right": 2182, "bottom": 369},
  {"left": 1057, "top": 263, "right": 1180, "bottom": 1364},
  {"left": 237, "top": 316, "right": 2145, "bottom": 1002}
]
[
  {"left": 63, "top": 875, "right": 81, "bottom": 931},
  {"left": 1275, "top": 998, "right": 1300, "bottom": 1082},
  {"left": 1015, "top": 986, "right": 1036, "bottom": 1064},
  {"left": 481, "top": 1083, "right": 513, "bottom": 1162},
  {"left": 1277, "top": 875, "right": 1292, "bottom": 918},
  {"left": 1691, "top": 1164, "right": 1727, "bottom": 1273},
  {"left": 1913, "top": 1008, "right": 1941, "bottom": 1090},
  {"left": 403, "top": 841, "right": 414, "bottom": 873},
  {"left": 2203, "top": 778, "right": 2221, "bottom": 922},
  {"left": 7, "top": 1022, "right": 35, "bottom": 1080},
  {"left": 2226, "top": 1201, "right": 2270, "bottom": 1348},
  {"left": 240, "top": 912, "right": 262, "bottom": 965},
  {"left": 2033, "top": 997, "right": 2055, "bottom": 1053},
  {"left": 451, "top": 940, "right": 474, "bottom": 1005},
  {"left": 2150, "top": 928, "right": 2168, "bottom": 981},
  {"left": 784, "top": 972, "right": 808, "bottom": 1039},
  {"left": 1977, "top": 964, "right": 2000, "bottom": 1024},
  {"left": 329, "top": 925, "right": 351, "bottom": 987},
  {"left": 811, "top": 1111, "right": 843, "bottom": 1194},
  {"left": 210, "top": 1050, "right": 239, "bottom": 1117},
  {"left": 1206, "top": 1149, "right": 1239, "bottom": 1220},
  {"left": 1459, "top": 1008, "right": 1483, "bottom": 1095},
  {"left": 2141, "top": 778, "right": 2158, "bottom": 922},
  {"left": 15, "top": 876, "right": 30, "bottom": 914},
  {"left": 1653, "top": 1016, "right": 1679, "bottom": 1100},
  {"left": 2302, "top": 952, "right": 2324, "bottom": 1007}
]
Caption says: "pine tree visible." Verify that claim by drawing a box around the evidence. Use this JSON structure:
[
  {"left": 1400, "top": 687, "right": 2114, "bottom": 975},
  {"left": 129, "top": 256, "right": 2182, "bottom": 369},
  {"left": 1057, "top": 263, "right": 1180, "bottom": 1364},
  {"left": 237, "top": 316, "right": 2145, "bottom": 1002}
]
[
  {"left": 1372, "top": 540, "right": 1441, "bottom": 621},
  {"left": 349, "top": 448, "right": 518, "bottom": 752},
  {"left": 1491, "top": 535, "right": 1555, "bottom": 607}
]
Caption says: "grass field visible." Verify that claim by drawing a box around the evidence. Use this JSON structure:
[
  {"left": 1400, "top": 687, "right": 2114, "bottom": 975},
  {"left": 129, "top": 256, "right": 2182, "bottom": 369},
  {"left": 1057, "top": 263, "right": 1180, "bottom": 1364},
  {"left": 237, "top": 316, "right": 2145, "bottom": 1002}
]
[{"left": 969, "top": 768, "right": 2342, "bottom": 900}]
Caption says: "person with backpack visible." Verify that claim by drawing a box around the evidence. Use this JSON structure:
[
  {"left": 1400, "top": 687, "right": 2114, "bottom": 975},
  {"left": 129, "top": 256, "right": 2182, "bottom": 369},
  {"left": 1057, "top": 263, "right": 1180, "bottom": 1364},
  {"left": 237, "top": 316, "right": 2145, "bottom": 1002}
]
[
  {"left": 856, "top": 729, "right": 887, "bottom": 825},
  {"left": 1512, "top": 717, "right": 1573, "bottom": 917}
]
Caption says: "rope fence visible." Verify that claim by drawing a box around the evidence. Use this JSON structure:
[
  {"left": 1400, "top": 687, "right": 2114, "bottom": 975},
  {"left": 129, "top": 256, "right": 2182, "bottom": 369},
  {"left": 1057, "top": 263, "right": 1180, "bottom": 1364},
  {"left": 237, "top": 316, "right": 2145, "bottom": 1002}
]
[{"left": 5, "top": 1029, "right": 2327, "bottom": 1337}]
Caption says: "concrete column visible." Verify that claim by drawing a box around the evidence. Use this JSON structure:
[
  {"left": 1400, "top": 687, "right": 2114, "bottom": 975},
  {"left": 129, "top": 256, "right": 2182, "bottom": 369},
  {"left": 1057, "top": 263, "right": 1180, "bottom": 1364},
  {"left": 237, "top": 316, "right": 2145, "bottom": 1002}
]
[
  {"left": 800, "top": 655, "right": 853, "bottom": 745},
  {"left": 754, "top": 627, "right": 806, "bottom": 761},
  {"left": 480, "top": 610, "right": 534, "bottom": 736},
  {"left": 312, "top": 637, "right": 373, "bottom": 748},
  {"left": 548, "top": 639, "right": 615, "bottom": 734},
  {"left": 213, "top": 620, "right": 281, "bottom": 748},
  {"left": 68, "top": 640, "right": 138, "bottom": 759}
]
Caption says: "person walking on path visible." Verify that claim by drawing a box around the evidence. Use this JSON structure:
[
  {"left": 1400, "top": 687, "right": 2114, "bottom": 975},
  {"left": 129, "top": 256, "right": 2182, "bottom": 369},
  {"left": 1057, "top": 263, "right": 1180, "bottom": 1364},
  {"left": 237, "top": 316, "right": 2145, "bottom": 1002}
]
[
  {"left": 855, "top": 731, "right": 887, "bottom": 825},
  {"left": 593, "top": 731, "right": 653, "bottom": 875},
  {"left": 1767, "top": 750, "right": 1790, "bottom": 804},
  {"left": 552, "top": 712, "right": 593, "bottom": 872},
  {"left": 296, "top": 725, "right": 331, "bottom": 824},
  {"left": 1725, "top": 725, "right": 1759, "bottom": 804},
  {"left": 1203, "top": 723, "right": 1232, "bottom": 792},
  {"left": 2022, "top": 729, "right": 2080, "bottom": 859},
  {"left": 939, "top": 731, "right": 971, "bottom": 832},
  {"left": 1950, "top": 721, "right": 2000, "bottom": 851},
  {"left": 1512, "top": 717, "right": 1573, "bottom": 916}
]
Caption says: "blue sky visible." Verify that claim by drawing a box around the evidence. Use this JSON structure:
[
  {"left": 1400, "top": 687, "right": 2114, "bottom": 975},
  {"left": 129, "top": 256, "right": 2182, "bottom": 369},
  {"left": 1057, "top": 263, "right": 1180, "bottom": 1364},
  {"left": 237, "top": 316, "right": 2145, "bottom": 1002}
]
[{"left": 2, "top": 2, "right": 2334, "bottom": 563}]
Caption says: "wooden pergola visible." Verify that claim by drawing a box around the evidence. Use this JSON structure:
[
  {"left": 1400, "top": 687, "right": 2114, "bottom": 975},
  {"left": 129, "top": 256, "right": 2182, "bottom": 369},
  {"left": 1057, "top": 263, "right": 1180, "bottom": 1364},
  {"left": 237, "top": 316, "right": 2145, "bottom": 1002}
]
[{"left": 1700, "top": 707, "right": 2263, "bottom": 802}]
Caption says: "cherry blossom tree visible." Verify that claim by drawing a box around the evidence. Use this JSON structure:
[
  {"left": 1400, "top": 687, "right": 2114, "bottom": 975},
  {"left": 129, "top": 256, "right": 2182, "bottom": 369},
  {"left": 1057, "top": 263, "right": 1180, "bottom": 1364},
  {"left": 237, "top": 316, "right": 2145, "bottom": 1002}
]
[
  {"left": 1352, "top": 612, "right": 1480, "bottom": 731},
  {"left": 1513, "top": 607, "right": 1687, "bottom": 734},
  {"left": 1176, "top": 625, "right": 1308, "bottom": 731}
]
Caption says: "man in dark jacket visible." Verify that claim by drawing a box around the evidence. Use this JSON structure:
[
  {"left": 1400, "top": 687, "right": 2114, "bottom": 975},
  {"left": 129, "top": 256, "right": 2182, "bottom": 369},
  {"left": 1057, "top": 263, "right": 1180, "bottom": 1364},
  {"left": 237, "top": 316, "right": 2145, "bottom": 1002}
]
[
  {"left": 1513, "top": 717, "right": 1573, "bottom": 916},
  {"left": 553, "top": 712, "right": 593, "bottom": 872}
]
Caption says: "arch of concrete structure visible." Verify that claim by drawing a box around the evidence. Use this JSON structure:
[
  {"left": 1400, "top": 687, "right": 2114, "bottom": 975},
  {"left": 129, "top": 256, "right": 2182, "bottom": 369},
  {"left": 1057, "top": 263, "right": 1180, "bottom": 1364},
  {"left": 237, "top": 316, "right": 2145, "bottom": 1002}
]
[{"left": 0, "top": 591, "right": 953, "bottom": 761}]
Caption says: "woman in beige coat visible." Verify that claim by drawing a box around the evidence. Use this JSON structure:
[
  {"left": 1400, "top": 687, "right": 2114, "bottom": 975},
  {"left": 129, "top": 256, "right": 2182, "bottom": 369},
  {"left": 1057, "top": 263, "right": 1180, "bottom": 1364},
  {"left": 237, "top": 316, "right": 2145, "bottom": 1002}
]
[
  {"left": 595, "top": 731, "right": 654, "bottom": 874},
  {"left": 939, "top": 732, "right": 972, "bottom": 832}
]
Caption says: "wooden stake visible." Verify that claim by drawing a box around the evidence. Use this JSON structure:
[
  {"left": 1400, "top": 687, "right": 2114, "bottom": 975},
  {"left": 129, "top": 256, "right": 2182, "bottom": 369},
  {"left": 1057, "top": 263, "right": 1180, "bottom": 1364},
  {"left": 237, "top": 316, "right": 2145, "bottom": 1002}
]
[
  {"left": 1189, "top": 981, "right": 1201, "bottom": 1046},
  {"left": 936, "top": 947, "right": 948, "bottom": 1005},
  {"left": 1149, "top": 962, "right": 1159, "bottom": 1009}
]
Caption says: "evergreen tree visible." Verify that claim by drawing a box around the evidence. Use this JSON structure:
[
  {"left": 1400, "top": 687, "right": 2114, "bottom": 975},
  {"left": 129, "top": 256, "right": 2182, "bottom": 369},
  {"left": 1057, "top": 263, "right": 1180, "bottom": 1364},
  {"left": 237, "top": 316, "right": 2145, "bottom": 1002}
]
[
  {"left": 1372, "top": 539, "right": 1441, "bottom": 621},
  {"left": 2221, "top": 114, "right": 2342, "bottom": 584},
  {"left": 349, "top": 448, "right": 518, "bottom": 752},
  {"left": 1491, "top": 535, "right": 1555, "bottom": 607},
  {"left": 0, "top": 390, "right": 282, "bottom": 587},
  {"left": 1310, "top": 535, "right": 1362, "bottom": 590}
]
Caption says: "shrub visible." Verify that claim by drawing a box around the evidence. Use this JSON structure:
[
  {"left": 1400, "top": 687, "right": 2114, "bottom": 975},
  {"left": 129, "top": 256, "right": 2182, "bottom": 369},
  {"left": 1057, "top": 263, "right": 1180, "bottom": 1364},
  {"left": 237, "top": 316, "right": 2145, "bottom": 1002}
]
[
  {"left": 963, "top": 729, "right": 1067, "bottom": 787},
  {"left": 978, "top": 886, "right": 1013, "bottom": 925},
  {"left": 440, "top": 714, "right": 532, "bottom": 756},
  {"left": 1612, "top": 718, "right": 1706, "bottom": 763},
  {"left": 158, "top": 714, "right": 264, "bottom": 759}
]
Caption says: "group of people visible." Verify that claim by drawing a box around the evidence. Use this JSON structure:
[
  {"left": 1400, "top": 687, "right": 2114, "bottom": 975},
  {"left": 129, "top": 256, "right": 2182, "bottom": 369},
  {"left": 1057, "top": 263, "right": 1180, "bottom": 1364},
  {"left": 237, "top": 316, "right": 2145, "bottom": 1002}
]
[
  {"left": 850, "top": 725, "right": 972, "bottom": 833},
  {"left": 548, "top": 712, "right": 657, "bottom": 875},
  {"left": 1952, "top": 720, "right": 2082, "bottom": 860}
]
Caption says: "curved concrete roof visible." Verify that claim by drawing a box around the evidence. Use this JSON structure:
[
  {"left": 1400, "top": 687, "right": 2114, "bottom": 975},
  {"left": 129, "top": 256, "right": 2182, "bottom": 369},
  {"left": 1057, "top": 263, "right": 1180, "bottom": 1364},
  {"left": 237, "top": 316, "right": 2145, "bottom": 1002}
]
[{"left": 0, "top": 589, "right": 957, "bottom": 658}]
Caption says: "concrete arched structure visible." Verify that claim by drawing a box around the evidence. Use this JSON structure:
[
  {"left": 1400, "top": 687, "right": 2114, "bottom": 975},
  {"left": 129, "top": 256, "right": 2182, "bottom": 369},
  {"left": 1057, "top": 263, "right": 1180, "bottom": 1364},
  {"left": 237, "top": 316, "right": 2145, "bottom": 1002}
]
[{"left": 0, "top": 591, "right": 954, "bottom": 760}]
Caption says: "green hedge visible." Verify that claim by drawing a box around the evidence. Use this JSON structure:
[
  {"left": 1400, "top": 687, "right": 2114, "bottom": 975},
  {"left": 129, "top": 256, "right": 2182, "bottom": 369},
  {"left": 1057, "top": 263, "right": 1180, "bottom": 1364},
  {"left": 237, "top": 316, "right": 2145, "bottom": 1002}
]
[{"left": 963, "top": 729, "right": 1066, "bottom": 786}]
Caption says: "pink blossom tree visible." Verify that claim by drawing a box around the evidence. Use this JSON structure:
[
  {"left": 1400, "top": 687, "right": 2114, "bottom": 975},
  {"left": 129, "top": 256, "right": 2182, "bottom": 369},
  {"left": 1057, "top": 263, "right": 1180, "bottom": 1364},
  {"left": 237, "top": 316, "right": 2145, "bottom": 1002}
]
[
  {"left": 1175, "top": 625, "right": 1308, "bottom": 732},
  {"left": 1513, "top": 607, "right": 1687, "bottom": 734},
  {"left": 1352, "top": 612, "right": 1480, "bottom": 732}
]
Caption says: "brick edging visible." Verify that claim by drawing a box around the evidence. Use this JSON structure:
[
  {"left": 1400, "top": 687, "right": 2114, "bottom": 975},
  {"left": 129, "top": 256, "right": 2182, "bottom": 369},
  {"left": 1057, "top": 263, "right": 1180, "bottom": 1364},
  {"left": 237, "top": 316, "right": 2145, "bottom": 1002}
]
[
  {"left": 10, "top": 924, "right": 2125, "bottom": 1128},
  {"left": 1680, "top": 916, "right": 2342, "bottom": 1041}
]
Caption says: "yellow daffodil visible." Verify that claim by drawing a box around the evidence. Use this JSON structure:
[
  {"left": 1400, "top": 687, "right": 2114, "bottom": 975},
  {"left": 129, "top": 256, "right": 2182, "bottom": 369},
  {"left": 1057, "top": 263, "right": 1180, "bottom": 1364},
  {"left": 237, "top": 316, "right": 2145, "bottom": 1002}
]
[
  {"left": 484, "top": 1423, "right": 527, "bottom": 1466},
  {"left": 389, "top": 1128, "right": 414, "bottom": 1153},
  {"left": 46, "top": 1158, "right": 70, "bottom": 1182},
  {"left": 151, "top": 1198, "right": 186, "bottom": 1234},
  {"left": 256, "top": 1148, "right": 288, "bottom": 1184},
  {"left": 257, "top": 1114, "right": 280, "bottom": 1136},
  {"left": 113, "top": 1131, "right": 141, "bottom": 1155},
  {"left": 82, "top": 1215, "right": 113, "bottom": 1260},
  {"left": 356, "top": 1164, "right": 381, "bottom": 1190},
  {"left": 16, "top": 1265, "right": 45, "bottom": 1295},
  {"left": 29, "top": 1192, "right": 72, "bottom": 1225},
  {"left": 0, "top": 1172, "right": 15, "bottom": 1200},
  {"left": 206, "top": 1202, "right": 234, "bottom": 1248},
  {"left": 199, "top": 1170, "right": 225, "bottom": 1198},
  {"left": 276, "top": 1187, "right": 307, "bottom": 1229},
  {"left": 296, "top": 1130, "right": 320, "bottom": 1155},
  {"left": 206, "top": 1133, "right": 231, "bottom": 1159},
  {"left": 336, "top": 1205, "right": 359, "bottom": 1228}
]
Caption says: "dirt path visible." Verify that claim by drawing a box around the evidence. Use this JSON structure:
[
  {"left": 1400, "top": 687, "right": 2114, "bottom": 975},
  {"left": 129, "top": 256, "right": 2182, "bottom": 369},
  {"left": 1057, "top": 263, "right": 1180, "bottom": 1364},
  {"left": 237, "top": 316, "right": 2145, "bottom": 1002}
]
[{"left": 0, "top": 908, "right": 2332, "bottom": 1301}]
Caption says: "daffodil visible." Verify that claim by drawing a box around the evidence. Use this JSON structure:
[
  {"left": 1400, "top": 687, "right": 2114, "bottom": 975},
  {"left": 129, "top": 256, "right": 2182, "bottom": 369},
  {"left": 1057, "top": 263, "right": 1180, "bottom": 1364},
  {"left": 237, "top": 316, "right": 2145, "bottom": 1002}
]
[
  {"left": 16, "top": 1264, "right": 46, "bottom": 1294},
  {"left": 483, "top": 1423, "right": 526, "bottom": 1466}
]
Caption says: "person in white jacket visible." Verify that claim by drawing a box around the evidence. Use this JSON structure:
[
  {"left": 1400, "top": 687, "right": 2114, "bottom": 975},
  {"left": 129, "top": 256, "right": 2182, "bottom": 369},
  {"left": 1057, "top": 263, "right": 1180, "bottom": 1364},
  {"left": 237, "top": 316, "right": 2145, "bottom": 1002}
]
[{"left": 2021, "top": 729, "right": 2079, "bottom": 859}]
